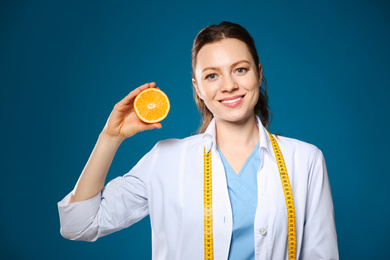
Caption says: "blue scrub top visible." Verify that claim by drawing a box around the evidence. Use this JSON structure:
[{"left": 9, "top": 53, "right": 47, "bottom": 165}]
[{"left": 217, "top": 143, "right": 261, "bottom": 260}]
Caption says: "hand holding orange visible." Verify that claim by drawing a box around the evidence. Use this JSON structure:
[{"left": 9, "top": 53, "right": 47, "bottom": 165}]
[
  {"left": 134, "top": 88, "right": 170, "bottom": 123},
  {"left": 102, "top": 83, "right": 169, "bottom": 141}
]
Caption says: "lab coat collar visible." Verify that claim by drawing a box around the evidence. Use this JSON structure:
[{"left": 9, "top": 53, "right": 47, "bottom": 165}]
[
  {"left": 255, "top": 116, "right": 277, "bottom": 163},
  {"left": 202, "top": 116, "right": 277, "bottom": 163},
  {"left": 202, "top": 119, "right": 216, "bottom": 153}
]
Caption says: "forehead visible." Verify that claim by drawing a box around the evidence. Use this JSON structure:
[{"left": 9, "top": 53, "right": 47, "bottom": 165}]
[{"left": 196, "top": 38, "right": 254, "bottom": 69}]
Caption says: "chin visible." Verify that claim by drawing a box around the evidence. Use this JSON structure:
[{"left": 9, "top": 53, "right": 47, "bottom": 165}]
[{"left": 218, "top": 112, "right": 254, "bottom": 124}]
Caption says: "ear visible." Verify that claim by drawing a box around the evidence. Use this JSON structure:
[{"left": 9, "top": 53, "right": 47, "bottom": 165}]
[
  {"left": 192, "top": 78, "right": 203, "bottom": 100},
  {"left": 258, "top": 63, "right": 263, "bottom": 85}
]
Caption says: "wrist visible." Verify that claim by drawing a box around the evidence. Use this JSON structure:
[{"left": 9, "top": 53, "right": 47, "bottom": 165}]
[{"left": 99, "top": 131, "right": 125, "bottom": 147}]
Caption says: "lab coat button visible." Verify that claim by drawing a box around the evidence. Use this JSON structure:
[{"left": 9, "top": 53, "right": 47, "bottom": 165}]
[{"left": 259, "top": 228, "right": 267, "bottom": 236}]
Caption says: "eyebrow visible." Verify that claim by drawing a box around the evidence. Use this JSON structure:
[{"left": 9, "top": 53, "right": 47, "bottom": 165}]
[{"left": 201, "top": 60, "right": 251, "bottom": 73}]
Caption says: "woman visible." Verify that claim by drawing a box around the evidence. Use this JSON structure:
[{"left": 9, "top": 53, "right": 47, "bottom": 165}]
[{"left": 58, "top": 22, "right": 338, "bottom": 259}]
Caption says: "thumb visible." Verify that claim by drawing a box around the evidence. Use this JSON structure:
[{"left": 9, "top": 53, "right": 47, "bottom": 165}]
[
  {"left": 143, "top": 122, "right": 162, "bottom": 131},
  {"left": 151, "top": 123, "right": 163, "bottom": 129}
]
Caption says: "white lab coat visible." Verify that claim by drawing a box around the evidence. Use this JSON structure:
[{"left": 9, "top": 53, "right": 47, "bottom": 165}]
[{"left": 58, "top": 117, "right": 338, "bottom": 259}]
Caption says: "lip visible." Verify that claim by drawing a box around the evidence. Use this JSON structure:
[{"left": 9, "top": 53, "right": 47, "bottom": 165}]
[
  {"left": 218, "top": 94, "right": 245, "bottom": 102},
  {"left": 218, "top": 94, "right": 245, "bottom": 108}
]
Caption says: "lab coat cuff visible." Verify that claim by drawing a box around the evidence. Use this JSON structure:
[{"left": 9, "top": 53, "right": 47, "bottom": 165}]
[{"left": 57, "top": 191, "right": 101, "bottom": 233}]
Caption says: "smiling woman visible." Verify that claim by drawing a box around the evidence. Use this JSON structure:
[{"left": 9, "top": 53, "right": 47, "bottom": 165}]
[
  {"left": 58, "top": 21, "right": 339, "bottom": 260},
  {"left": 192, "top": 38, "right": 261, "bottom": 128},
  {"left": 191, "top": 22, "right": 270, "bottom": 134}
]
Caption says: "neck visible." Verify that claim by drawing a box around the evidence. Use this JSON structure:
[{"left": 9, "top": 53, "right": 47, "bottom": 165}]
[{"left": 215, "top": 115, "right": 259, "bottom": 151}]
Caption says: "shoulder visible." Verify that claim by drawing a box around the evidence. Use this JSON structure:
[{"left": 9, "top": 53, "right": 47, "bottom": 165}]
[
  {"left": 127, "top": 134, "right": 204, "bottom": 178},
  {"left": 275, "top": 135, "right": 324, "bottom": 162},
  {"left": 273, "top": 135, "right": 328, "bottom": 182},
  {"left": 152, "top": 133, "right": 204, "bottom": 153}
]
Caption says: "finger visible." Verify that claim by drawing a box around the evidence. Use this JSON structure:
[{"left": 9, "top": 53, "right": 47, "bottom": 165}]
[
  {"left": 136, "top": 82, "right": 156, "bottom": 93},
  {"left": 142, "top": 122, "right": 162, "bottom": 131},
  {"left": 121, "top": 83, "right": 152, "bottom": 104},
  {"left": 120, "top": 82, "right": 156, "bottom": 105}
]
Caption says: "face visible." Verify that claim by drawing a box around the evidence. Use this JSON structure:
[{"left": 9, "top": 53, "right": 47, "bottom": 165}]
[{"left": 192, "top": 38, "right": 262, "bottom": 125}]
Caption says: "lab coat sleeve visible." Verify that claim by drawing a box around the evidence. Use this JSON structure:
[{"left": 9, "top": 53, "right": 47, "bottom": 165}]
[
  {"left": 300, "top": 149, "right": 339, "bottom": 260},
  {"left": 58, "top": 144, "right": 158, "bottom": 241}
]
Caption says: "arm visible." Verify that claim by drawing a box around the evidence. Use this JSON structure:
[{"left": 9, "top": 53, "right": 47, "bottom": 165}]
[
  {"left": 300, "top": 150, "right": 339, "bottom": 260},
  {"left": 69, "top": 82, "right": 161, "bottom": 203},
  {"left": 58, "top": 82, "right": 161, "bottom": 241}
]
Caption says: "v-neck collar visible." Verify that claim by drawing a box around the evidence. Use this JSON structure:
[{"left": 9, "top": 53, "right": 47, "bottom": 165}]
[
  {"left": 202, "top": 116, "right": 277, "bottom": 163},
  {"left": 217, "top": 142, "right": 260, "bottom": 176}
]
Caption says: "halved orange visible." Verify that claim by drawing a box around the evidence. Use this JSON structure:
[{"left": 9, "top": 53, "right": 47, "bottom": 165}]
[{"left": 134, "top": 88, "right": 170, "bottom": 123}]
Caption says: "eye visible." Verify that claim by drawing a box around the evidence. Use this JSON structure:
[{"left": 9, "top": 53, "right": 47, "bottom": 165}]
[
  {"left": 205, "top": 73, "right": 217, "bottom": 80},
  {"left": 235, "top": 67, "right": 248, "bottom": 74}
]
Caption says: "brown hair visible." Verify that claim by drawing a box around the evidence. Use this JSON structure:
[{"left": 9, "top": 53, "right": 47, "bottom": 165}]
[{"left": 191, "top": 21, "right": 271, "bottom": 133}]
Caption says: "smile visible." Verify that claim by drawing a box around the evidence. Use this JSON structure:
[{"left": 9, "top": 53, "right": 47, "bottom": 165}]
[
  {"left": 219, "top": 95, "right": 245, "bottom": 103},
  {"left": 218, "top": 95, "right": 245, "bottom": 108},
  {"left": 221, "top": 97, "right": 242, "bottom": 103}
]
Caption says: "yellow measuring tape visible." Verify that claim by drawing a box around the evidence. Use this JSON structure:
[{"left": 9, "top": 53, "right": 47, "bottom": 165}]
[
  {"left": 268, "top": 132, "right": 297, "bottom": 260},
  {"left": 204, "top": 148, "right": 213, "bottom": 260},
  {"left": 203, "top": 132, "right": 296, "bottom": 260}
]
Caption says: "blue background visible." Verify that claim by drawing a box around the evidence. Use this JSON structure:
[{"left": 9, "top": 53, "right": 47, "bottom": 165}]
[{"left": 1, "top": 0, "right": 389, "bottom": 259}]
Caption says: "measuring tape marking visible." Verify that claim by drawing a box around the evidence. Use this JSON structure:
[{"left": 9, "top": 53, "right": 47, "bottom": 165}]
[
  {"left": 204, "top": 148, "right": 213, "bottom": 260},
  {"left": 203, "top": 133, "right": 297, "bottom": 260},
  {"left": 268, "top": 132, "right": 297, "bottom": 260}
]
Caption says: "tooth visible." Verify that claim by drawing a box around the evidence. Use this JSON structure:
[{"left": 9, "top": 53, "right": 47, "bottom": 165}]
[{"left": 221, "top": 97, "right": 242, "bottom": 103}]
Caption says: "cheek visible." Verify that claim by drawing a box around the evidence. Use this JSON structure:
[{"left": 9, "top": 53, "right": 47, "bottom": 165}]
[
  {"left": 244, "top": 72, "right": 260, "bottom": 88},
  {"left": 254, "top": 88, "right": 260, "bottom": 102},
  {"left": 252, "top": 81, "right": 260, "bottom": 96},
  {"left": 198, "top": 83, "right": 218, "bottom": 100},
  {"left": 243, "top": 76, "right": 261, "bottom": 99}
]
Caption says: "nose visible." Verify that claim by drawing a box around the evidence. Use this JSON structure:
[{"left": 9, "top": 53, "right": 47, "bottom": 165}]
[{"left": 221, "top": 75, "right": 238, "bottom": 92}]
